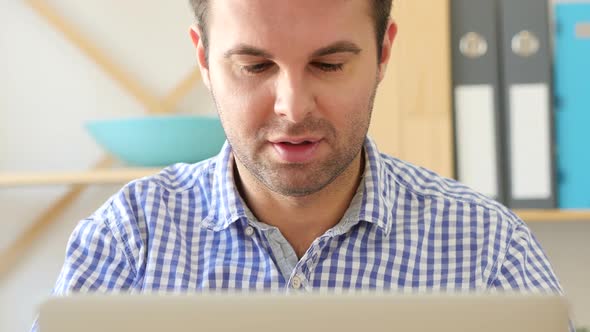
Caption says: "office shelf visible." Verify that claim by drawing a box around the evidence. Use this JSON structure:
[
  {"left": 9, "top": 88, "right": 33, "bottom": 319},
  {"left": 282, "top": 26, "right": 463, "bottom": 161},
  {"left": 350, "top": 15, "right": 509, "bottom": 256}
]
[
  {"left": 0, "top": 168, "right": 162, "bottom": 187},
  {"left": 2, "top": 171, "right": 588, "bottom": 223},
  {"left": 514, "top": 209, "right": 590, "bottom": 223}
]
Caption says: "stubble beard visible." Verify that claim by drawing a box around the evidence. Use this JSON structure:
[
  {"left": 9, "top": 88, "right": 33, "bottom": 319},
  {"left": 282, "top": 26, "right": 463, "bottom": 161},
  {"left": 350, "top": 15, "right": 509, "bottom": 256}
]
[{"left": 210, "top": 82, "right": 378, "bottom": 198}]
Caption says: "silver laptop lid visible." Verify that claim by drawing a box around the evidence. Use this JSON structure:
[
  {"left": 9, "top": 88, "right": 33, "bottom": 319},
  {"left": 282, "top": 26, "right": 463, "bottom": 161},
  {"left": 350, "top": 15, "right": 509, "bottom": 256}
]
[{"left": 38, "top": 292, "right": 570, "bottom": 332}]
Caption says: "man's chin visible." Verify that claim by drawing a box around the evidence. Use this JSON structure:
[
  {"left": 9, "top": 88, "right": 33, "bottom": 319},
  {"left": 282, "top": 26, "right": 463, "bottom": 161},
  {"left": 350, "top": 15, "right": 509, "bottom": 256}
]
[
  {"left": 263, "top": 175, "right": 333, "bottom": 197},
  {"left": 268, "top": 185, "right": 325, "bottom": 197}
]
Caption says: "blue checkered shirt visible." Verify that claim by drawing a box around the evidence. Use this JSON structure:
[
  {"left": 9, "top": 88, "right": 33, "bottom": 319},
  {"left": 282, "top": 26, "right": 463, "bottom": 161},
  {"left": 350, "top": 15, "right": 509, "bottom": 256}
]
[
  {"left": 49, "top": 137, "right": 564, "bottom": 293},
  {"left": 34, "top": 137, "right": 565, "bottom": 330}
]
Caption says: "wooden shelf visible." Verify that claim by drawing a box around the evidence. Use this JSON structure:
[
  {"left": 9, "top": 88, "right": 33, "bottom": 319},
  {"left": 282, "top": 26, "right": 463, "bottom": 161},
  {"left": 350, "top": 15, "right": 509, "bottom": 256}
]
[
  {"left": 0, "top": 168, "right": 162, "bottom": 187},
  {"left": 2, "top": 170, "right": 590, "bottom": 222},
  {"left": 515, "top": 210, "right": 590, "bottom": 223}
]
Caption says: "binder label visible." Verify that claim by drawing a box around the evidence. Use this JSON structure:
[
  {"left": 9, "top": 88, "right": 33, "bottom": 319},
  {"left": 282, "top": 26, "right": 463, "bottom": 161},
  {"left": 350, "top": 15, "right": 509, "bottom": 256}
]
[
  {"left": 455, "top": 85, "right": 499, "bottom": 198},
  {"left": 509, "top": 84, "right": 552, "bottom": 200}
]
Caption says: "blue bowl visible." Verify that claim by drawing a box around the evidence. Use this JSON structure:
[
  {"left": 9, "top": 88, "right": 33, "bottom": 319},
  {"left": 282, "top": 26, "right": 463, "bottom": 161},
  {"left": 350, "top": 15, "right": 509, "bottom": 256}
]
[{"left": 86, "top": 115, "right": 226, "bottom": 167}]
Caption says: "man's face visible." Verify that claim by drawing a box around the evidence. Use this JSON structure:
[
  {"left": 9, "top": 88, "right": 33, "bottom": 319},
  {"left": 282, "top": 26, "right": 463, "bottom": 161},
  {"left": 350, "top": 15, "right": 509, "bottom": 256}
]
[{"left": 203, "top": 0, "right": 384, "bottom": 196}]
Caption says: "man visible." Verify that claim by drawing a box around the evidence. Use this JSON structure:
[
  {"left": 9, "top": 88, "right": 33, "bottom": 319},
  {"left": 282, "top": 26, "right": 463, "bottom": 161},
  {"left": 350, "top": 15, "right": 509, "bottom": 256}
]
[{"left": 39, "top": 0, "right": 564, "bottom": 324}]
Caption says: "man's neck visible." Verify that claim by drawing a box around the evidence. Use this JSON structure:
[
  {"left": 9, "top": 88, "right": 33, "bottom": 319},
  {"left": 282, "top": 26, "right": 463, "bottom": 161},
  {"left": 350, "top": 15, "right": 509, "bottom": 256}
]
[{"left": 235, "top": 153, "right": 364, "bottom": 259}]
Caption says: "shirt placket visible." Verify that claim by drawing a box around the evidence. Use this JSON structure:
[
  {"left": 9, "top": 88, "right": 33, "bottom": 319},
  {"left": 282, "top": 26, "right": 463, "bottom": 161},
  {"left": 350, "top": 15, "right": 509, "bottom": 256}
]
[
  {"left": 285, "top": 235, "right": 335, "bottom": 292},
  {"left": 257, "top": 225, "right": 327, "bottom": 292}
]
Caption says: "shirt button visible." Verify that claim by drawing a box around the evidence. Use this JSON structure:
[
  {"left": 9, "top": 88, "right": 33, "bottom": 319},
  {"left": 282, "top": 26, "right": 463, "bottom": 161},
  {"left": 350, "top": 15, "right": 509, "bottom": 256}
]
[
  {"left": 291, "top": 275, "right": 303, "bottom": 289},
  {"left": 245, "top": 226, "right": 255, "bottom": 237}
]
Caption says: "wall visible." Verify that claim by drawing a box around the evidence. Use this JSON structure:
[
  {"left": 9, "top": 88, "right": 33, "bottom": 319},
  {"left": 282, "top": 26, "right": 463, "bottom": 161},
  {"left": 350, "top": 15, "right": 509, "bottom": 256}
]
[
  {"left": 0, "top": 1, "right": 214, "bottom": 330},
  {"left": 0, "top": 1, "right": 588, "bottom": 331}
]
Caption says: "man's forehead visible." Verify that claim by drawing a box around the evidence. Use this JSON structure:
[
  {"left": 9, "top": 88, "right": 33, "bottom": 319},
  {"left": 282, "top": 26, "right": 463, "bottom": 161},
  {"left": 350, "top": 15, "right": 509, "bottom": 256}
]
[
  {"left": 209, "top": 0, "right": 367, "bottom": 17},
  {"left": 208, "top": 0, "right": 372, "bottom": 31},
  {"left": 207, "top": 0, "right": 374, "bottom": 55}
]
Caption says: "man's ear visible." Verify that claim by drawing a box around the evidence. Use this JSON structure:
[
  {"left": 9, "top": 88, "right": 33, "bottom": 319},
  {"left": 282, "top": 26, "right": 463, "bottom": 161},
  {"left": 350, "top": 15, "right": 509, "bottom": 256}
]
[
  {"left": 189, "top": 24, "right": 211, "bottom": 90},
  {"left": 377, "top": 20, "right": 398, "bottom": 83}
]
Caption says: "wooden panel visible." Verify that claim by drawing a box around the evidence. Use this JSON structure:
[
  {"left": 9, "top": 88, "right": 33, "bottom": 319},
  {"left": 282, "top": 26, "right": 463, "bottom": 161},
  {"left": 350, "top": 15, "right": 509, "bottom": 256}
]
[
  {"left": 400, "top": 113, "right": 454, "bottom": 174},
  {"left": 370, "top": 0, "right": 454, "bottom": 178}
]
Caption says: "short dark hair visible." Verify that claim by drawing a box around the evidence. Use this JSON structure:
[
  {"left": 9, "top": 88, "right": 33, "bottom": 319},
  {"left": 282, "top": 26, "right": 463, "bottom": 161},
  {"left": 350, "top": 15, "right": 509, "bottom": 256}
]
[{"left": 189, "top": 0, "right": 393, "bottom": 62}]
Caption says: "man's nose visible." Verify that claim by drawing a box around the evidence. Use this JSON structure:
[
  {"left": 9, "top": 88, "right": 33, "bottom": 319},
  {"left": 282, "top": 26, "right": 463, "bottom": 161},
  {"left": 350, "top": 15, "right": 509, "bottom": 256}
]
[{"left": 273, "top": 71, "right": 316, "bottom": 123}]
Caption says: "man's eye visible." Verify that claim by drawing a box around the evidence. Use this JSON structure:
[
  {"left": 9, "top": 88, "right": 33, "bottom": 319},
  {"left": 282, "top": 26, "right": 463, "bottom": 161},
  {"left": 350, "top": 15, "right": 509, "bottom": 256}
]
[
  {"left": 241, "top": 63, "right": 273, "bottom": 74},
  {"left": 313, "top": 62, "right": 344, "bottom": 72}
]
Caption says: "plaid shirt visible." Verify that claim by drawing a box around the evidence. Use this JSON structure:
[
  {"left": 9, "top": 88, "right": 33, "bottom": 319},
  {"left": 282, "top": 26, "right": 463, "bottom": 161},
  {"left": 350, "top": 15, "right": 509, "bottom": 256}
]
[
  {"left": 27, "top": 139, "right": 573, "bottom": 320},
  {"left": 32, "top": 137, "right": 565, "bottom": 331},
  {"left": 48, "top": 137, "right": 563, "bottom": 293}
]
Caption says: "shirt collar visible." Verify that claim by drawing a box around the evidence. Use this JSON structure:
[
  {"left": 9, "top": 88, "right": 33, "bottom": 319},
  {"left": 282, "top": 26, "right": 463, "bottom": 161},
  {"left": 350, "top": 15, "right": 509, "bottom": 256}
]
[
  {"left": 201, "top": 141, "right": 248, "bottom": 231},
  {"left": 356, "top": 137, "right": 395, "bottom": 236},
  {"left": 202, "top": 137, "right": 395, "bottom": 236}
]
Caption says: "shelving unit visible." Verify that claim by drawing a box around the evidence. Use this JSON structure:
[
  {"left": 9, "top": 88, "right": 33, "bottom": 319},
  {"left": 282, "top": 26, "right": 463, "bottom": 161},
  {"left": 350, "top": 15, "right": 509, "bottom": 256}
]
[
  {"left": 1, "top": 169, "right": 588, "bottom": 223},
  {"left": 367, "top": 2, "right": 590, "bottom": 225}
]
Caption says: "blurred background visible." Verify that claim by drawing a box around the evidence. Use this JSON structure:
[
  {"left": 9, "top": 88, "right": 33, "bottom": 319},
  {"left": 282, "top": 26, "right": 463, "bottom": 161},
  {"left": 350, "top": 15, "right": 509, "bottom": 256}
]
[{"left": 0, "top": 0, "right": 589, "bottom": 331}]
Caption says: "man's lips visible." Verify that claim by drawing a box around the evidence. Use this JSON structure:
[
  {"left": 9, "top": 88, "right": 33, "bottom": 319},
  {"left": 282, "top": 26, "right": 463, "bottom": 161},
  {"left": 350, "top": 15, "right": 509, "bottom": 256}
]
[
  {"left": 268, "top": 137, "right": 322, "bottom": 144},
  {"left": 269, "top": 138, "right": 323, "bottom": 163}
]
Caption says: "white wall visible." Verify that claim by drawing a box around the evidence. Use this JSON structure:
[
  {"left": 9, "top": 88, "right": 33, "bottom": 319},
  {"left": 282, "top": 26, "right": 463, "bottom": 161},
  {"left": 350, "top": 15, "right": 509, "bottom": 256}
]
[
  {"left": 0, "top": 1, "right": 214, "bottom": 331},
  {"left": 529, "top": 222, "right": 590, "bottom": 328},
  {"left": 0, "top": 1, "right": 588, "bottom": 331}
]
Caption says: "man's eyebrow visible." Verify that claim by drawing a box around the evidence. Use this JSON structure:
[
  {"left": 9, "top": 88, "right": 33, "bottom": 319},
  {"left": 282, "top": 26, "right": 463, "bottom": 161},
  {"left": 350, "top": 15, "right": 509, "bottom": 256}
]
[
  {"left": 311, "top": 41, "right": 362, "bottom": 57},
  {"left": 224, "top": 45, "right": 274, "bottom": 59},
  {"left": 224, "top": 41, "right": 362, "bottom": 60}
]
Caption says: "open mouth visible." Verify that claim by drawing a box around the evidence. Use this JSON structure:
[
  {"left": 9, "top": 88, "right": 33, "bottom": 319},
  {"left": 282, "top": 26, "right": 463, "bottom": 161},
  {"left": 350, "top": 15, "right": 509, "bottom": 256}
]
[
  {"left": 279, "top": 141, "right": 314, "bottom": 146},
  {"left": 271, "top": 139, "right": 322, "bottom": 163}
]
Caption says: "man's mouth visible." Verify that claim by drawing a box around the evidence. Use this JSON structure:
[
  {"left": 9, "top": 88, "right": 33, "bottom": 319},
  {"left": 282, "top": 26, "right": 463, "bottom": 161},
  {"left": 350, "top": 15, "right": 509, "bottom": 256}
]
[
  {"left": 270, "top": 139, "right": 322, "bottom": 163},
  {"left": 279, "top": 141, "right": 314, "bottom": 146}
]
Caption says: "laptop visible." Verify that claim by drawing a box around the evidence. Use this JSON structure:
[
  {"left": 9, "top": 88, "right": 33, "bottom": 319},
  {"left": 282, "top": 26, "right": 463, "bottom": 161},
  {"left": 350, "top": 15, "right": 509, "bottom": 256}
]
[{"left": 38, "top": 292, "right": 570, "bottom": 332}]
